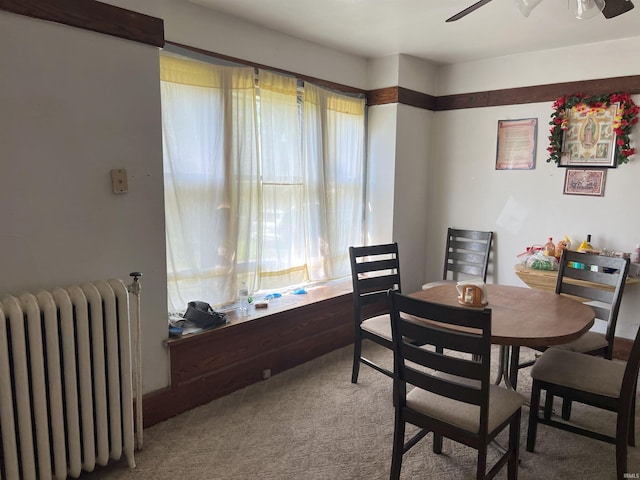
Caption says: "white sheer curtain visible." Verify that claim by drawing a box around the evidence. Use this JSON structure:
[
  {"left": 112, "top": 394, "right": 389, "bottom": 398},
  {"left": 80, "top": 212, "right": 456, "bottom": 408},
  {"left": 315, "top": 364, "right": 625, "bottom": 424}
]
[
  {"left": 161, "top": 55, "right": 258, "bottom": 311},
  {"left": 303, "top": 82, "right": 366, "bottom": 281},
  {"left": 161, "top": 54, "right": 365, "bottom": 311},
  {"left": 254, "top": 70, "right": 307, "bottom": 289}
]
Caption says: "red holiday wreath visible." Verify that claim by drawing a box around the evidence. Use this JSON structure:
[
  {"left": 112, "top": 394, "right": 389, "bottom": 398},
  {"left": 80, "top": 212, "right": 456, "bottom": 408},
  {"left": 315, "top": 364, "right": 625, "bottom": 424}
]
[{"left": 547, "top": 92, "right": 638, "bottom": 166}]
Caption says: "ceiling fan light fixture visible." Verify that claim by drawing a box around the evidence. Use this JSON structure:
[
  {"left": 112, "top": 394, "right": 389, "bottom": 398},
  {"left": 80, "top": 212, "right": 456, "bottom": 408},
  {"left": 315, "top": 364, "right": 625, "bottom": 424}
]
[
  {"left": 572, "top": 0, "right": 606, "bottom": 19},
  {"left": 515, "top": 0, "right": 544, "bottom": 17}
]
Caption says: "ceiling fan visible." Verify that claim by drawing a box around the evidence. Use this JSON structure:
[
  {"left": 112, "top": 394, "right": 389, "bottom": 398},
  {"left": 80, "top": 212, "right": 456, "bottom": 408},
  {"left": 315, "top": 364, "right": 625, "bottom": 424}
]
[{"left": 446, "top": 0, "right": 634, "bottom": 22}]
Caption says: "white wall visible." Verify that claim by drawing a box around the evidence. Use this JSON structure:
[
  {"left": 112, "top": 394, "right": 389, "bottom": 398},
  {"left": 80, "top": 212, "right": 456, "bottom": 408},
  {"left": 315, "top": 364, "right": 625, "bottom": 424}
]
[
  {"left": 366, "top": 104, "right": 397, "bottom": 247},
  {"left": 367, "top": 55, "right": 400, "bottom": 90},
  {"left": 103, "top": 0, "right": 370, "bottom": 90},
  {"left": 437, "top": 37, "right": 640, "bottom": 95},
  {"left": 0, "top": 12, "right": 169, "bottom": 391},
  {"left": 366, "top": 55, "right": 436, "bottom": 293},
  {"left": 426, "top": 40, "right": 640, "bottom": 338},
  {"left": 397, "top": 54, "right": 438, "bottom": 96},
  {"left": 393, "top": 104, "right": 433, "bottom": 293}
]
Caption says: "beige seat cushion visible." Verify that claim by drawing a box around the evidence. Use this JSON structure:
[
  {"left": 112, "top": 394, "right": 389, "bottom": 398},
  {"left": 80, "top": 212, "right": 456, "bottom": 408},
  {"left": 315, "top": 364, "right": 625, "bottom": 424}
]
[
  {"left": 552, "top": 331, "right": 608, "bottom": 354},
  {"left": 421, "top": 280, "right": 455, "bottom": 290},
  {"left": 530, "top": 348, "right": 625, "bottom": 398},
  {"left": 405, "top": 382, "right": 524, "bottom": 434},
  {"left": 361, "top": 314, "right": 392, "bottom": 340}
]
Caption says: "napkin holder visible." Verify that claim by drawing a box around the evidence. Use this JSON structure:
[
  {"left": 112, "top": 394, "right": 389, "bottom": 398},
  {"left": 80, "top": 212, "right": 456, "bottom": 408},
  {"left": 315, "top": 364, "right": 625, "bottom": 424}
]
[{"left": 456, "top": 282, "right": 488, "bottom": 308}]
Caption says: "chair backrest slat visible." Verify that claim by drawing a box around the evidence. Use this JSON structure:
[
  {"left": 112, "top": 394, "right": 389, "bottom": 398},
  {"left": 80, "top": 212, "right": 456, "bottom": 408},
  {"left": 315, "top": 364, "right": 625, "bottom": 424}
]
[
  {"left": 399, "top": 320, "right": 484, "bottom": 357},
  {"left": 353, "top": 257, "right": 398, "bottom": 274},
  {"left": 445, "top": 262, "right": 486, "bottom": 277},
  {"left": 404, "top": 366, "right": 484, "bottom": 405},
  {"left": 565, "top": 268, "right": 624, "bottom": 287},
  {"left": 404, "top": 343, "right": 484, "bottom": 380},
  {"left": 560, "top": 283, "right": 615, "bottom": 305},
  {"left": 357, "top": 274, "right": 400, "bottom": 295}
]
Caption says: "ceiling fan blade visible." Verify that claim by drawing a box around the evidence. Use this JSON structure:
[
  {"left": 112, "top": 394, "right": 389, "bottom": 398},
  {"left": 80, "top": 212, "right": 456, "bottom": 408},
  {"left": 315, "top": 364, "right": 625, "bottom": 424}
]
[
  {"left": 602, "top": 0, "right": 634, "bottom": 18},
  {"left": 446, "top": 0, "right": 494, "bottom": 22}
]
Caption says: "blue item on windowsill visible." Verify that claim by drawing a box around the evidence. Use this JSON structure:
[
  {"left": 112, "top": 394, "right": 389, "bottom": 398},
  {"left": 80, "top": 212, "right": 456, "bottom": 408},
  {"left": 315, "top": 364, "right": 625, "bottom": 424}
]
[
  {"left": 169, "top": 326, "right": 183, "bottom": 338},
  {"left": 265, "top": 292, "right": 282, "bottom": 300},
  {"left": 293, "top": 288, "right": 307, "bottom": 295}
]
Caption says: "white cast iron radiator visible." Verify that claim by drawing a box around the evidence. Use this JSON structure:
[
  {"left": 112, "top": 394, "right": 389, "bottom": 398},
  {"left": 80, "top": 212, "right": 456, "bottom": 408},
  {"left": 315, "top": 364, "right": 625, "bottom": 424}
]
[{"left": 0, "top": 278, "right": 142, "bottom": 480}]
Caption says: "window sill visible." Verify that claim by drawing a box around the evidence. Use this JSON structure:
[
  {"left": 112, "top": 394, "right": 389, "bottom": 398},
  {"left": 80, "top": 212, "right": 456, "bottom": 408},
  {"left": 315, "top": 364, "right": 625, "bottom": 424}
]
[{"left": 165, "top": 278, "right": 352, "bottom": 345}]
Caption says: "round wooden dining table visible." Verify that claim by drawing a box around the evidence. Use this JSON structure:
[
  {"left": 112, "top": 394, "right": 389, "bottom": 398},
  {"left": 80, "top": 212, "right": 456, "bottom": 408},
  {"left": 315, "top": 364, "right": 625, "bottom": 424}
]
[
  {"left": 412, "top": 283, "right": 595, "bottom": 347},
  {"left": 412, "top": 283, "right": 596, "bottom": 389}
]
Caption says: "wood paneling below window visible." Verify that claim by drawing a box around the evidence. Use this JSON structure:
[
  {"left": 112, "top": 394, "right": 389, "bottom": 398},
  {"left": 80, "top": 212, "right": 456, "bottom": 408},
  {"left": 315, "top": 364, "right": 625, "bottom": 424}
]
[{"left": 143, "top": 285, "right": 356, "bottom": 427}]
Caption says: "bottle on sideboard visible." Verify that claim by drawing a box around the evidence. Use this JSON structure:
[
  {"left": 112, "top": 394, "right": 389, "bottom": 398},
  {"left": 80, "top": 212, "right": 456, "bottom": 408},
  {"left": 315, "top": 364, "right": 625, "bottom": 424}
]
[
  {"left": 577, "top": 234, "right": 593, "bottom": 252},
  {"left": 239, "top": 281, "right": 249, "bottom": 316},
  {"left": 543, "top": 237, "right": 555, "bottom": 257}
]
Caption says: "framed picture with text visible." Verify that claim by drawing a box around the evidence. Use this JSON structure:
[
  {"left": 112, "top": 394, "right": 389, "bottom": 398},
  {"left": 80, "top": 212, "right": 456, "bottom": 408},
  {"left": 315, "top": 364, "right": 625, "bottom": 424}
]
[
  {"left": 563, "top": 168, "right": 606, "bottom": 197},
  {"left": 495, "top": 118, "right": 537, "bottom": 170}
]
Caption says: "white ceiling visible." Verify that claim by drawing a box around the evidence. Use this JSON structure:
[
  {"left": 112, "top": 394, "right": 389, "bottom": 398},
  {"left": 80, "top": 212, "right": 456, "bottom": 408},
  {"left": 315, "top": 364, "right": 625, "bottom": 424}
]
[{"left": 186, "top": 0, "right": 639, "bottom": 65}]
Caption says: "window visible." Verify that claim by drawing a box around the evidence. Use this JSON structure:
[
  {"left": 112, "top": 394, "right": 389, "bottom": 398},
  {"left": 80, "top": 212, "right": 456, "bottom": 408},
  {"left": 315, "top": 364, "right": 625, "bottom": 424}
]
[{"left": 161, "top": 54, "right": 366, "bottom": 311}]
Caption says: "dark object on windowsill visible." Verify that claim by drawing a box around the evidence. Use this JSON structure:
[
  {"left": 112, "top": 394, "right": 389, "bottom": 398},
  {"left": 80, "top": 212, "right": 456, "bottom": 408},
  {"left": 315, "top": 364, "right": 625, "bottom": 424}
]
[{"left": 183, "top": 301, "right": 228, "bottom": 329}]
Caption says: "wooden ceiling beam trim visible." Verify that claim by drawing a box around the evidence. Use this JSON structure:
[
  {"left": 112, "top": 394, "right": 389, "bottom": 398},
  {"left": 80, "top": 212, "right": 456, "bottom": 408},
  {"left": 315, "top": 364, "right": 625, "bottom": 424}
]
[
  {"left": 371, "top": 75, "right": 640, "bottom": 111},
  {"left": 437, "top": 75, "right": 640, "bottom": 111},
  {"left": 434, "top": 91, "right": 490, "bottom": 111},
  {"left": 397, "top": 87, "right": 436, "bottom": 110},
  {"left": 366, "top": 87, "right": 399, "bottom": 106},
  {"left": 0, "top": 0, "right": 164, "bottom": 47}
]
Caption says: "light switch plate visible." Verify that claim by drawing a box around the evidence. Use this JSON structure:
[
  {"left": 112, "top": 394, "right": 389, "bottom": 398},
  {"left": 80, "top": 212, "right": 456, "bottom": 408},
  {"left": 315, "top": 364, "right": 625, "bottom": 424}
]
[{"left": 111, "top": 169, "right": 128, "bottom": 193}]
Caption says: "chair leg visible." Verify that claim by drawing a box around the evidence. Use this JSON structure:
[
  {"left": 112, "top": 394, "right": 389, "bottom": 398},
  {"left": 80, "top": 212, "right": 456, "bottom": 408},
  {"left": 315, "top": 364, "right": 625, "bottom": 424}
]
[
  {"left": 351, "top": 330, "right": 362, "bottom": 383},
  {"left": 476, "top": 443, "right": 487, "bottom": 480},
  {"left": 543, "top": 392, "right": 553, "bottom": 420},
  {"left": 390, "top": 417, "right": 405, "bottom": 480},
  {"left": 527, "top": 382, "right": 541, "bottom": 452},
  {"left": 433, "top": 433, "right": 443, "bottom": 454},
  {"left": 561, "top": 399, "right": 572, "bottom": 421},
  {"left": 508, "top": 410, "right": 521, "bottom": 480},
  {"left": 509, "top": 346, "right": 520, "bottom": 389},
  {"left": 630, "top": 390, "right": 637, "bottom": 447},
  {"left": 616, "top": 417, "right": 629, "bottom": 480}
]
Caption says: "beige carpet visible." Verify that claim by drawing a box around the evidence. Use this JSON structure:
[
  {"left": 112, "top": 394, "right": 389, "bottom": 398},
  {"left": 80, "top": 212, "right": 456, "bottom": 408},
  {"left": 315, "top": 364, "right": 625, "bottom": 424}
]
[{"left": 81, "top": 343, "right": 640, "bottom": 480}]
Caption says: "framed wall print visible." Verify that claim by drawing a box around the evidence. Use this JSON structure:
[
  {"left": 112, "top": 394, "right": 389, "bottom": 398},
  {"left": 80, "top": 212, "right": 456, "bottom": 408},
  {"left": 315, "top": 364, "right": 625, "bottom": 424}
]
[
  {"left": 495, "top": 118, "right": 537, "bottom": 170},
  {"left": 559, "top": 103, "right": 618, "bottom": 168},
  {"left": 563, "top": 168, "right": 606, "bottom": 197}
]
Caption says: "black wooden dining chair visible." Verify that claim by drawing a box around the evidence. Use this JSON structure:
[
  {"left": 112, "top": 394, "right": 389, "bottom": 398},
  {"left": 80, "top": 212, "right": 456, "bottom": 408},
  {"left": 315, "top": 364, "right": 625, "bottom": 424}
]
[
  {"left": 510, "top": 250, "right": 629, "bottom": 403},
  {"left": 388, "top": 291, "right": 525, "bottom": 480},
  {"left": 422, "top": 228, "right": 493, "bottom": 290},
  {"left": 526, "top": 322, "right": 640, "bottom": 480},
  {"left": 349, "top": 243, "right": 401, "bottom": 383}
]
